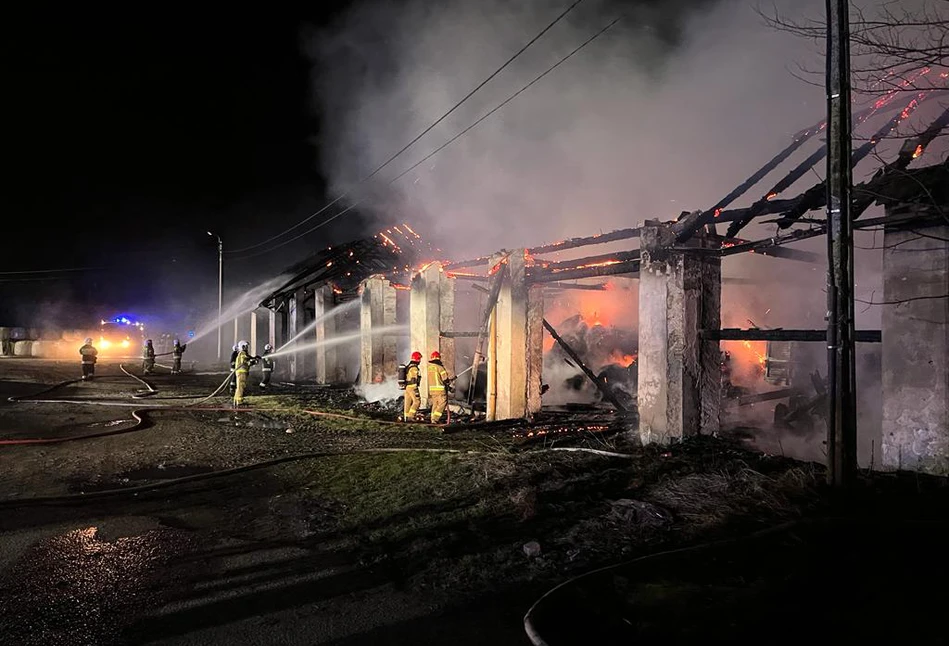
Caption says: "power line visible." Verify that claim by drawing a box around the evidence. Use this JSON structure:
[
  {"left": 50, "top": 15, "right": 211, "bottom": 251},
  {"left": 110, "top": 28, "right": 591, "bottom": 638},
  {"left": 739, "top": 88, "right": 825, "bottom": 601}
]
[
  {"left": 226, "top": 0, "right": 586, "bottom": 256},
  {"left": 0, "top": 266, "right": 96, "bottom": 275},
  {"left": 228, "top": 14, "right": 623, "bottom": 262}
]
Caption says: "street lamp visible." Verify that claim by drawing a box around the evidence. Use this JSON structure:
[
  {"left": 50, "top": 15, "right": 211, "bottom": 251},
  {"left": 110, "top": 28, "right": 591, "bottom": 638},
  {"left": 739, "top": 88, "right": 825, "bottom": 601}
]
[{"left": 207, "top": 231, "right": 223, "bottom": 362}]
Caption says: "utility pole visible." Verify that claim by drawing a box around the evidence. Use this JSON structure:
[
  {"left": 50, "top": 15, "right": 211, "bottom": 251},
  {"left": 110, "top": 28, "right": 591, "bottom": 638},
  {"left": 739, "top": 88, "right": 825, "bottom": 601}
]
[
  {"left": 824, "top": 0, "right": 858, "bottom": 487},
  {"left": 208, "top": 232, "right": 223, "bottom": 362}
]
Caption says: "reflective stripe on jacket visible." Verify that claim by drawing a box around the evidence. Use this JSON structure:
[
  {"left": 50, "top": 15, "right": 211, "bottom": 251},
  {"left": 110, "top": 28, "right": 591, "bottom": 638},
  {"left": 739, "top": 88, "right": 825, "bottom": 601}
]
[
  {"left": 428, "top": 361, "right": 449, "bottom": 391},
  {"left": 235, "top": 350, "right": 252, "bottom": 374}
]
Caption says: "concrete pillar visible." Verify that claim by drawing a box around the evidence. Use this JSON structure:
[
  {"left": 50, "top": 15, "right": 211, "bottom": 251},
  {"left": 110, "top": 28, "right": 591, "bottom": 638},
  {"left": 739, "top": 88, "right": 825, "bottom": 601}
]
[
  {"left": 314, "top": 285, "right": 339, "bottom": 384},
  {"left": 277, "top": 299, "right": 289, "bottom": 379},
  {"left": 291, "top": 287, "right": 310, "bottom": 380},
  {"left": 268, "top": 308, "right": 277, "bottom": 349},
  {"left": 233, "top": 317, "right": 239, "bottom": 346},
  {"left": 881, "top": 219, "right": 949, "bottom": 474},
  {"left": 250, "top": 310, "right": 258, "bottom": 357},
  {"left": 637, "top": 221, "right": 721, "bottom": 444},
  {"left": 410, "top": 262, "right": 456, "bottom": 407},
  {"left": 288, "top": 292, "right": 299, "bottom": 380},
  {"left": 360, "top": 276, "right": 398, "bottom": 384},
  {"left": 487, "top": 250, "right": 544, "bottom": 420}
]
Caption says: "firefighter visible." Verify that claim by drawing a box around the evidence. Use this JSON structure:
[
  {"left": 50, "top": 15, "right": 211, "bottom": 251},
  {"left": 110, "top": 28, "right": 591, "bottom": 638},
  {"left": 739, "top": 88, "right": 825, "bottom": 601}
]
[
  {"left": 401, "top": 351, "right": 422, "bottom": 421},
  {"left": 171, "top": 338, "right": 186, "bottom": 375},
  {"left": 228, "top": 343, "right": 239, "bottom": 394},
  {"left": 233, "top": 340, "right": 258, "bottom": 407},
  {"left": 79, "top": 337, "right": 98, "bottom": 380},
  {"left": 142, "top": 339, "right": 156, "bottom": 374},
  {"left": 427, "top": 350, "right": 453, "bottom": 424},
  {"left": 259, "top": 343, "right": 275, "bottom": 388}
]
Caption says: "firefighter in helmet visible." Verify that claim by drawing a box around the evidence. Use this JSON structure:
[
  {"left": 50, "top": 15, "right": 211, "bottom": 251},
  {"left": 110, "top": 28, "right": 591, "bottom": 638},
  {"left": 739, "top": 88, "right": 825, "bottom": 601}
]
[
  {"left": 79, "top": 337, "right": 98, "bottom": 380},
  {"left": 228, "top": 343, "right": 239, "bottom": 394},
  {"left": 142, "top": 339, "right": 156, "bottom": 374},
  {"left": 402, "top": 351, "right": 422, "bottom": 421},
  {"left": 233, "top": 340, "right": 258, "bottom": 407},
  {"left": 427, "top": 350, "right": 453, "bottom": 424},
  {"left": 259, "top": 343, "right": 275, "bottom": 388},
  {"left": 171, "top": 338, "right": 187, "bottom": 374}
]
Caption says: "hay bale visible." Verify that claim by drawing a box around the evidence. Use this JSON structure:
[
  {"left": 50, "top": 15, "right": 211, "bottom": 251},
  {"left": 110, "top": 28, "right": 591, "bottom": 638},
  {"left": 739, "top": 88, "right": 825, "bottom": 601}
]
[
  {"left": 31, "top": 340, "right": 68, "bottom": 358},
  {"left": 13, "top": 340, "right": 33, "bottom": 356},
  {"left": 62, "top": 330, "right": 85, "bottom": 343},
  {"left": 10, "top": 327, "right": 28, "bottom": 340}
]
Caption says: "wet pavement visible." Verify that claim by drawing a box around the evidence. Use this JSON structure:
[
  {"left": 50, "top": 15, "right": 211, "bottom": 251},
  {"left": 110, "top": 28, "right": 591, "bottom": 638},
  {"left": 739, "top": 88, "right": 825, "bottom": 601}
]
[{"left": 0, "top": 522, "right": 198, "bottom": 645}]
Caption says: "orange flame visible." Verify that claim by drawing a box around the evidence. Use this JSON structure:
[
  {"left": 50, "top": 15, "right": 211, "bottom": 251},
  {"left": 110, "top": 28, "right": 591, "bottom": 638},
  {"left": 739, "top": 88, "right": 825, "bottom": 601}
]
[
  {"left": 608, "top": 350, "right": 637, "bottom": 367},
  {"left": 912, "top": 144, "right": 924, "bottom": 159},
  {"left": 765, "top": 192, "right": 778, "bottom": 201}
]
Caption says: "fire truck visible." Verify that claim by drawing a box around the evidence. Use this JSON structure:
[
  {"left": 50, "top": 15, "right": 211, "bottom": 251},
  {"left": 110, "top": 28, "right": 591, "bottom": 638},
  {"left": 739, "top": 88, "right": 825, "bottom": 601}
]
[{"left": 97, "top": 315, "right": 145, "bottom": 356}]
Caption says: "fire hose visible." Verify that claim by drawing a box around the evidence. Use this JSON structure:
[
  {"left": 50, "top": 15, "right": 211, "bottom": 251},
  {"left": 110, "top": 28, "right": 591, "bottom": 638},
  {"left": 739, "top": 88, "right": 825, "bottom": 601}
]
[{"left": 0, "top": 446, "right": 635, "bottom": 509}]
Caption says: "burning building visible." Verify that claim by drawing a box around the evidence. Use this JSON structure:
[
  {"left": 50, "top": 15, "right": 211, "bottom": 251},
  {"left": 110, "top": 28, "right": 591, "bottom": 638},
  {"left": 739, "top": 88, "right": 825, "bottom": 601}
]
[{"left": 231, "top": 95, "right": 949, "bottom": 476}]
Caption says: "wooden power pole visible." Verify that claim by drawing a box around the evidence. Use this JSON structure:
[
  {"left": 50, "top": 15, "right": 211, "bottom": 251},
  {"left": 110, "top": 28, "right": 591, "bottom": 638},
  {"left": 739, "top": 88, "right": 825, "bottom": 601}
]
[{"left": 825, "top": 0, "right": 858, "bottom": 486}]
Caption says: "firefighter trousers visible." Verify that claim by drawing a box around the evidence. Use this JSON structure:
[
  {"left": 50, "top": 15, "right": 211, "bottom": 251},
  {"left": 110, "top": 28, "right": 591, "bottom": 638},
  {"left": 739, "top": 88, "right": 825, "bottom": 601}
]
[
  {"left": 234, "top": 372, "right": 248, "bottom": 405},
  {"left": 403, "top": 386, "right": 420, "bottom": 420},
  {"left": 430, "top": 390, "right": 448, "bottom": 423}
]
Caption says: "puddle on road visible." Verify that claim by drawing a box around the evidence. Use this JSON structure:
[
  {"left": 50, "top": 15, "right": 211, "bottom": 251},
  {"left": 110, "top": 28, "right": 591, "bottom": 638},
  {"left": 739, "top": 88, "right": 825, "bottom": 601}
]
[{"left": 0, "top": 524, "right": 196, "bottom": 645}]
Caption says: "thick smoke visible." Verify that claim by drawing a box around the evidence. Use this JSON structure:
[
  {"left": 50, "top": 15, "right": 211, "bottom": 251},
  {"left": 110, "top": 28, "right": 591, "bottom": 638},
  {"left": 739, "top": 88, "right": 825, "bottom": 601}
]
[
  {"left": 306, "top": 0, "right": 826, "bottom": 255},
  {"left": 305, "top": 0, "right": 942, "bottom": 465}
]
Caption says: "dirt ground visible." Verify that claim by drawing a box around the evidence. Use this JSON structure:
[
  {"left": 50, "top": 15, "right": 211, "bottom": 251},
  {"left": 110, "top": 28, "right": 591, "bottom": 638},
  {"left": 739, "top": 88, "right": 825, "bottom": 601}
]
[{"left": 0, "top": 358, "right": 941, "bottom": 645}]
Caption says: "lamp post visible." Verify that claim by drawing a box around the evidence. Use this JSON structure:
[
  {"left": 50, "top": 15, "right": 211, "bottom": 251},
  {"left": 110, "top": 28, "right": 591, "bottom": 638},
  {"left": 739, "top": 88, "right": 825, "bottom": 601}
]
[{"left": 207, "top": 231, "right": 223, "bottom": 362}]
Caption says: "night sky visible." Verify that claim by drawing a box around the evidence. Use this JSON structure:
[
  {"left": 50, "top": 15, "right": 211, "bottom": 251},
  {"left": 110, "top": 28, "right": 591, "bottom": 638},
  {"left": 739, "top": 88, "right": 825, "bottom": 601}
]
[{"left": 2, "top": 10, "right": 363, "bottom": 328}]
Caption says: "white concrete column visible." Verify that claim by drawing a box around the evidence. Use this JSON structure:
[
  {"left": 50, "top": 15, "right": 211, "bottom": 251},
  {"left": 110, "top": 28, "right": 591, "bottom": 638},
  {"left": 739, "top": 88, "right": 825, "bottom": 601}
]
[
  {"left": 410, "top": 262, "right": 456, "bottom": 407},
  {"left": 268, "top": 308, "right": 277, "bottom": 349},
  {"left": 360, "top": 276, "right": 398, "bottom": 385},
  {"left": 881, "top": 218, "right": 949, "bottom": 474},
  {"left": 293, "top": 287, "right": 310, "bottom": 380},
  {"left": 487, "top": 251, "right": 544, "bottom": 420},
  {"left": 250, "top": 310, "right": 258, "bottom": 357},
  {"left": 288, "top": 292, "right": 299, "bottom": 380},
  {"left": 637, "top": 221, "right": 721, "bottom": 444},
  {"left": 233, "top": 318, "right": 239, "bottom": 346},
  {"left": 314, "top": 285, "right": 338, "bottom": 384}
]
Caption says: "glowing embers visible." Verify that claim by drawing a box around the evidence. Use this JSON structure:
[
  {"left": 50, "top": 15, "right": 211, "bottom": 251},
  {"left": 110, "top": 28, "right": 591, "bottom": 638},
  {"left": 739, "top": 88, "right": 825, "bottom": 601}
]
[
  {"left": 607, "top": 350, "right": 637, "bottom": 368},
  {"left": 721, "top": 339, "right": 768, "bottom": 387}
]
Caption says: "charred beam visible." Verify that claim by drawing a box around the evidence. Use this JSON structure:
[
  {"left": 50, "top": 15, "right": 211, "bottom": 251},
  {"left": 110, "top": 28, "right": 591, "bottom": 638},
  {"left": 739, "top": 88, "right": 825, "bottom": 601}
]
[
  {"left": 529, "top": 260, "right": 640, "bottom": 284},
  {"left": 446, "top": 272, "right": 490, "bottom": 282},
  {"left": 527, "top": 228, "right": 641, "bottom": 255},
  {"left": 736, "top": 388, "right": 797, "bottom": 406},
  {"left": 532, "top": 249, "right": 640, "bottom": 272},
  {"left": 443, "top": 254, "right": 494, "bottom": 270},
  {"left": 701, "top": 328, "right": 881, "bottom": 342},
  {"left": 671, "top": 98, "right": 918, "bottom": 242},
  {"left": 440, "top": 331, "right": 480, "bottom": 338},
  {"left": 768, "top": 92, "right": 938, "bottom": 233},
  {"left": 542, "top": 318, "right": 626, "bottom": 412},
  {"left": 544, "top": 282, "right": 608, "bottom": 291}
]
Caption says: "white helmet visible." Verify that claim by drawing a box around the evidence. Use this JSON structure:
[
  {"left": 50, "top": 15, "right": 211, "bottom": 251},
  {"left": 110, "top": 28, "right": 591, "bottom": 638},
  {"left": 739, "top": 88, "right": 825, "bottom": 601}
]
[
  {"left": 232, "top": 344, "right": 239, "bottom": 352},
  {"left": 84, "top": 337, "right": 93, "bottom": 344},
  {"left": 264, "top": 343, "right": 273, "bottom": 351},
  {"left": 239, "top": 340, "right": 249, "bottom": 351}
]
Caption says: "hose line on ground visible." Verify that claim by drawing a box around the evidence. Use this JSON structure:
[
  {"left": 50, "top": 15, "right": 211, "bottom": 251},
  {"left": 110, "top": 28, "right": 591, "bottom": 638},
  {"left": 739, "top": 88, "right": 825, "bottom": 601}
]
[{"left": 0, "top": 445, "right": 634, "bottom": 509}]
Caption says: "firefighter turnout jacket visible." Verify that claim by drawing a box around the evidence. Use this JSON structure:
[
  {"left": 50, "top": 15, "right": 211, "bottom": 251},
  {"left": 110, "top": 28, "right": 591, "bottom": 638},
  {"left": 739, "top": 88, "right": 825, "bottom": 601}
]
[
  {"left": 405, "top": 361, "right": 421, "bottom": 389},
  {"left": 428, "top": 360, "right": 450, "bottom": 393}
]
